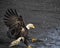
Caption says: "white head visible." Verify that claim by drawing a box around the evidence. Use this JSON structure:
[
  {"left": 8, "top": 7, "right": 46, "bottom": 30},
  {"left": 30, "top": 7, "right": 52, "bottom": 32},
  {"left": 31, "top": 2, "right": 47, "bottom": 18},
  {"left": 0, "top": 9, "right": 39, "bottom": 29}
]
[{"left": 26, "top": 23, "right": 35, "bottom": 30}]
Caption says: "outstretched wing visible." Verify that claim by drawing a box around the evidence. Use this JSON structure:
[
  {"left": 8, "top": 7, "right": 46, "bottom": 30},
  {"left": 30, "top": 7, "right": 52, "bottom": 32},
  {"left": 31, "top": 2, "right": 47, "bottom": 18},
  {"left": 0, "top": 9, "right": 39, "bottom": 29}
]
[
  {"left": 4, "top": 9, "right": 25, "bottom": 29},
  {"left": 4, "top": 9, "right": 26, "bottom": 39}
]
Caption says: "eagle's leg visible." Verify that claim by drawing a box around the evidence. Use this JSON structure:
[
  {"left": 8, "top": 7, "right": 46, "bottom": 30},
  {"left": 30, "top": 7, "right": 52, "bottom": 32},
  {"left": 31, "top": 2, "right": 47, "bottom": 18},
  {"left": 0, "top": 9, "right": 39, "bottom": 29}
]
[
  {"left": 24, "top": 39, "right": 32, "bottom": 48},
  {"left": 26, "top": 38, "right": 44, "bottom": 48}
]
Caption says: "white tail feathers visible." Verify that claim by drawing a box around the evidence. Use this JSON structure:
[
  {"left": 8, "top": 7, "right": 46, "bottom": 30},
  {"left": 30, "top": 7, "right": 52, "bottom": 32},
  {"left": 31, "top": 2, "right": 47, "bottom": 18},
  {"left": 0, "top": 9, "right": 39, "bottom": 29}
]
[{"left": 9, "top": 37, "right": 25, "bottom": 47}]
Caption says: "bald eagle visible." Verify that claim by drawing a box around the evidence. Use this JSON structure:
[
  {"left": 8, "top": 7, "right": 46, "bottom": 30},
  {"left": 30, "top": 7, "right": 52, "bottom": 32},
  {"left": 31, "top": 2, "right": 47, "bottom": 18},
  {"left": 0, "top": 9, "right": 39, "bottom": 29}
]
[{"left": 4, "top": 9, "right": 35, "bottom": 47}]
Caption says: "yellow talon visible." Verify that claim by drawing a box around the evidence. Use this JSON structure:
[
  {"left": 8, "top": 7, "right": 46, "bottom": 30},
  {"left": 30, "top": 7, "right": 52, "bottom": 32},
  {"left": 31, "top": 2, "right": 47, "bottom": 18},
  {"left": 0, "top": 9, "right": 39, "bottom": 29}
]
[
  {"left": 27, "top": 45, "right": 32, "bottom": 48},
  {"left": 32, "top": 38, "right": 37, "bottom": 43},
  {"left": 32, "top": 25, "right": 35, "bottom": 29}
]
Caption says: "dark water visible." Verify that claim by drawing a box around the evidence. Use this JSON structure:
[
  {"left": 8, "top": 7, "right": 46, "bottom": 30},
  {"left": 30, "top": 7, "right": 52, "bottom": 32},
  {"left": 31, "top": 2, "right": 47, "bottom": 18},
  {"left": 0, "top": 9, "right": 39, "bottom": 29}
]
[{"left": 0, "top": 0, "right": 60, "bottom": 48}]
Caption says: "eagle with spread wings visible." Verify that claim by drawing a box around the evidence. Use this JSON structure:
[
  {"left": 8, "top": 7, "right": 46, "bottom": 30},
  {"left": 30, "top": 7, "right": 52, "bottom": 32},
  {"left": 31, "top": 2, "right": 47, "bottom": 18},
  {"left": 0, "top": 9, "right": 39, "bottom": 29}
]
[{"left": 4, "top": 9, "right": 35, "bottom": 47}]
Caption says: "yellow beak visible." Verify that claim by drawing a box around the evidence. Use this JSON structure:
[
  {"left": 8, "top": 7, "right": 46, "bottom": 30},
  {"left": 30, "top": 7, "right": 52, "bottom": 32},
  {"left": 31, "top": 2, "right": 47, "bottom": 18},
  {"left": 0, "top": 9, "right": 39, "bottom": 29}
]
[{"left": 32, "top": 26, "right": 35, "bottom": 29}]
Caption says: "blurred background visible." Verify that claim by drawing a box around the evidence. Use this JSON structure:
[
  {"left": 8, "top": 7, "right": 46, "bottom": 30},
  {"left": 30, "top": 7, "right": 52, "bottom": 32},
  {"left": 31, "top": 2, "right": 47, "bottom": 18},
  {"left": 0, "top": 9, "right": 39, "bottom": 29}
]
[{"left": 0, "top": 0, "right": 60, "bottom": 48}]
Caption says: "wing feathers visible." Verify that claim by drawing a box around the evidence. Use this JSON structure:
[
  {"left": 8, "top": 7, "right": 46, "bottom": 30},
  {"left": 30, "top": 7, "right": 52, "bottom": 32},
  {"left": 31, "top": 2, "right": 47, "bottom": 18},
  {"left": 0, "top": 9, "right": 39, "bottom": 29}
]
[
  {"left": 5, "top": 9, "right": 18, "bottom": 16},
  {"left": 7, "top": 9, "right": 13, "bottom": 15},
  {"left": 14, "top": 9, "right": 18, "bottom": 16},
  {"left": 4, "top": 9, "right": 19, "bottom": 27},
  {"left": 4, "top": 9, "right": 25, "bottom": 28},
  {"left": 4, "top": 15, "right": 10, "bottom": 18},
  {"left": 10, "top": 9, "right": 17, "bottom": 16}
]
